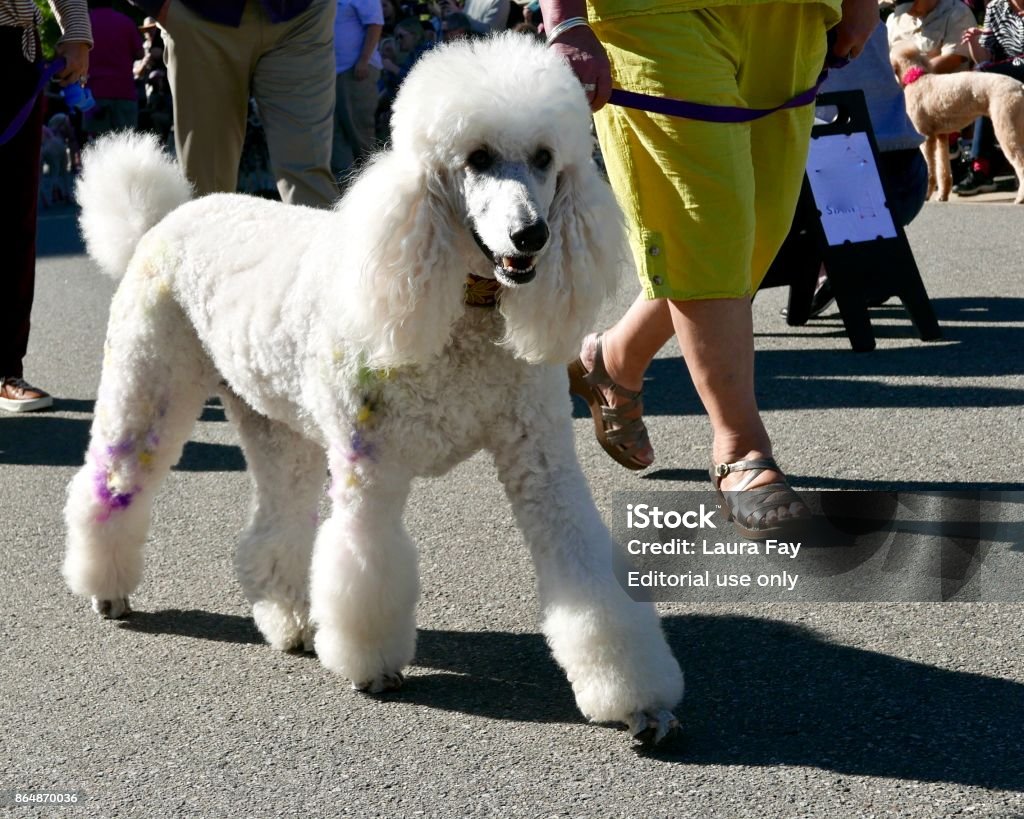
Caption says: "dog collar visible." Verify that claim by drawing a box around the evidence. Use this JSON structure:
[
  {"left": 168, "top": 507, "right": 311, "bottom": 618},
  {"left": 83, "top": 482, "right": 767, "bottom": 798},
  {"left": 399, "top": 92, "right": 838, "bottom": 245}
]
[
  {"left": 901, "top": 67, "right": 926, "bottom": 86},
  {"left": 465, "top": 274, "right": 501, "bottom": 308}
]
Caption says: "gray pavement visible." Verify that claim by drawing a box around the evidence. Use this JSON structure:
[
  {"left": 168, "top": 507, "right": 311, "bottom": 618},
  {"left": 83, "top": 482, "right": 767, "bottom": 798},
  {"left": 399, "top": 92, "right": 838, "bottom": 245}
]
[{"left": 1, "top": 200, "right": 1023, "bottom": 818}]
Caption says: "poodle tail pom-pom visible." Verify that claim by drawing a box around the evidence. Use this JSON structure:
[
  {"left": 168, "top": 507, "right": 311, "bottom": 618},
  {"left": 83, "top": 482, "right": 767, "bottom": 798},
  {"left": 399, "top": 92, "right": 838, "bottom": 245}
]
[{"left": 76, "top": 131, "right": 193, "bottom": 279}]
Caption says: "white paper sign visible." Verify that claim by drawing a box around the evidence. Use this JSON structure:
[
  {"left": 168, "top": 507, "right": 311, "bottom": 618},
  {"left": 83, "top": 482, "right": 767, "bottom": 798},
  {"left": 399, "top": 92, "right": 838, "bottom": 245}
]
[{"left": 806, "top": 132, "right": 897, "bottom": 246}]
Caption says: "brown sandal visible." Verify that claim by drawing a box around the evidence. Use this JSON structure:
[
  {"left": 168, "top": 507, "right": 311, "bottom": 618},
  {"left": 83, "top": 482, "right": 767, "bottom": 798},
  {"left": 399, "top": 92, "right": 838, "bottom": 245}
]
[
  {"left": 710, "top": 457, "right": 809, "bottom": 539},
  {"left": 568, "top": 334, "right": 653, "bottom": 471}
]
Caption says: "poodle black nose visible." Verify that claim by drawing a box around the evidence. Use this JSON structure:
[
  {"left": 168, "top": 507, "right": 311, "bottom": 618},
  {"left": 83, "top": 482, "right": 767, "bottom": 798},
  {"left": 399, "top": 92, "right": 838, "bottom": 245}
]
[{"left": 510, "top": 221, "right": 549, "bottom": 254}]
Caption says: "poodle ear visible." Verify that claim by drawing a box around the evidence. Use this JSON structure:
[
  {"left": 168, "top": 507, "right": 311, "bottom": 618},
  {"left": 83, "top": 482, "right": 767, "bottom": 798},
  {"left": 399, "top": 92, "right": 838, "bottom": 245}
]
[
  {"left": 336, "top": 152, "right": 467, "bottom": 369},
  {"left": 498, "top": 158, "right": 628, "bottom": 364}
]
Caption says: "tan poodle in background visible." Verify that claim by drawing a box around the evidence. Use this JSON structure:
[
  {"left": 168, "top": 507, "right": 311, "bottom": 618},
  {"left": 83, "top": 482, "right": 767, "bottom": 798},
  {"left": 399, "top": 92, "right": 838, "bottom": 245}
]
[{"left": 891, "top": 43, "right": 1024, "bottom": 203}]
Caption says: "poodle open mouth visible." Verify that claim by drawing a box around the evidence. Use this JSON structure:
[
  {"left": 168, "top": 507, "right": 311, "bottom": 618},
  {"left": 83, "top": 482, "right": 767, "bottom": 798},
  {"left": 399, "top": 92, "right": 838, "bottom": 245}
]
[{"left": 471, "top": 227, "right": 538, "bottom": 286}]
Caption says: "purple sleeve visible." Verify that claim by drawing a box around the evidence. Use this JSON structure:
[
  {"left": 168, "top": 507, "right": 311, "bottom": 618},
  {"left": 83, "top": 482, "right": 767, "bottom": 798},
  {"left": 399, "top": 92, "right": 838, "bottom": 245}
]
[{"left": 354, "top": 0, "right": 385, "bottom": 26}]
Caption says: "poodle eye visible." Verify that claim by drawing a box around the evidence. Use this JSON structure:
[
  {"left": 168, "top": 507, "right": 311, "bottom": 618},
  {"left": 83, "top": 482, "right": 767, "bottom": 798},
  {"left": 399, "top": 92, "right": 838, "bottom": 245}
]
[
  {"left": 533, "top": 148, "right": 553, "bottom": 170},
  {"left": 467, "top": 148, "right": 494, "bottom": 172}
]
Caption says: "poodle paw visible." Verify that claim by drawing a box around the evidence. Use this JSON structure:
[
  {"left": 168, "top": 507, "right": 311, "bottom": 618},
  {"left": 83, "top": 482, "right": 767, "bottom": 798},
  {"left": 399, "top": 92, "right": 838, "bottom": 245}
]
[
  {"left": 625, "top": 709, "right": 679, "bottom": 746},
  {"left": 352, "top": 671, "right": 405, "bottom": 694},
  {"left": 252, "top": 600, "right": 311, "bottom": 652},
  {"left": 91, "top": 596, "right": 131, "bottom": 619}
]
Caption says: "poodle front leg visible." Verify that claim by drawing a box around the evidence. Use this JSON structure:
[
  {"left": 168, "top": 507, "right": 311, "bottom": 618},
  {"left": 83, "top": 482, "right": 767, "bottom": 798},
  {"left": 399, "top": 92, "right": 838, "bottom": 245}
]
[
  {"left": 310, "top": 464, "right": 418, "bottom": 693},
  {"left": 493, "top": 427, "right": 684, "bottom": 743},
  {"left": 933, "top": 135, "right": 952, "bottom": 201},
  {"left": 921, "top": 137, "right": 938, "bottom": 200}
]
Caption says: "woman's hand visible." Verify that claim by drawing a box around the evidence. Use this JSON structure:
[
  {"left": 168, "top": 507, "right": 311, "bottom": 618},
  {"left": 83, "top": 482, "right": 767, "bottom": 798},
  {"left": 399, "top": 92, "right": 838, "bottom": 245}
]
[
  {"left": 961, "top": 26, "right": 988, "bottom": 46},
  {"left": 55, "top": 41, "right": 89, "bottom": 87},
  {"left": 961, "top": 26, "right": 992, "bottom": 63},
  {"left": 549, "top": 25, "right": 612, "bottom": 112}
]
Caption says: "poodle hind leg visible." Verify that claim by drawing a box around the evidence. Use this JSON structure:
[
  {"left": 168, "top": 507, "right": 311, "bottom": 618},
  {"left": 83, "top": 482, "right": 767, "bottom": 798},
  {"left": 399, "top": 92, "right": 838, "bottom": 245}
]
[
  {"left": 222, "top": 390, "right": 326, "bottom": 652},
  {"left": 992, "top": 114, "right": 1024, "bottom": 203},
  {"left": 310, "top": 459, "right": 418, "bottom": 693},
  {"left": 63, "top": 292, "right": 214, "bottom": 618}
]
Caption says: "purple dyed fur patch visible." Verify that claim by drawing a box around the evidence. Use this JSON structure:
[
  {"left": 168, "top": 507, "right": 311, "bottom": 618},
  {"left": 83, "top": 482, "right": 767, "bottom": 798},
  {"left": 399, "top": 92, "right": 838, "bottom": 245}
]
[
  {"left": 347, "top": 430, "right": 376, "bottom": 463},
  {"left": 89, "top": 446, "right": 139, "bottom": 521},
  {"left": 106, "top": 439, "right": 135, "bottom": 459}
]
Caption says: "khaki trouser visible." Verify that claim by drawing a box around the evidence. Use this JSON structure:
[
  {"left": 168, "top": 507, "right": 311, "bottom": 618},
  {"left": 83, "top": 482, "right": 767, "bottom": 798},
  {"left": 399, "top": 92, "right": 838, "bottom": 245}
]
[
  {"left": 331, "top": 65, "right": 381, "bottom": 182},
  {"left": 162, "top": 0, "right": 338, "bottom": 207}
]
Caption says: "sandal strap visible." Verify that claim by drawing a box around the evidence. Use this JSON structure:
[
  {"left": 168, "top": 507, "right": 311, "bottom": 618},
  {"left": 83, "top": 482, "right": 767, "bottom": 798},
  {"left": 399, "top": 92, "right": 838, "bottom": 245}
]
[
  {"left": 712, "top": 457, "right": 780, "bottom": 491},
  {"left": 598, "top": 398, "right": 642, "bottom": 422},
  {"left": 601, "top": 412, "right": 648, "bottom": 452},
  {"left": 583, "top": 334, "right": 643, "bottom": 401}
]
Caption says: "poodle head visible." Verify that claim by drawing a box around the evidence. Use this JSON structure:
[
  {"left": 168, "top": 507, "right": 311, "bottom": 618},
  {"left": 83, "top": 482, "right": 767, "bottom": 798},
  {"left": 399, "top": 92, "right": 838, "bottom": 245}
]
[
  {"left": 345, "top": 33, "right": 626, "bottom": 368},
  {"left": 890, "top": 42, "right": 932, "bottom": 84}
]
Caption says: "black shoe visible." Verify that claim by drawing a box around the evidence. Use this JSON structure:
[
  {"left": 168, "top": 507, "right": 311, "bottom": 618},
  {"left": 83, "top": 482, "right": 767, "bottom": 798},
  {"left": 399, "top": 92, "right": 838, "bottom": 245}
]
[
  {"left": 779, "top": 279, "right": 835, "bottom": 320},
  {"left": 953, "top": 169, "right": 997, "bottom": 196},
  {"left": 807, "top": 279, "right": 835, "bottom": 318},
  {"left": 951, "top": 154, "right": 972, "bottom": 188}
]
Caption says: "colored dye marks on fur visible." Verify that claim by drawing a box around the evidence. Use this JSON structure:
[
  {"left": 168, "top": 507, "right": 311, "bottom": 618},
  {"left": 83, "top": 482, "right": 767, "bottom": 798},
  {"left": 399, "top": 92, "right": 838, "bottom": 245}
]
[
  {"left": 328, "top": 391, "right": 385, "bottom": 497},
  {"left": 89, "top": 432, "right": 160, "bottom": 521},
  {"left": 90, "top": 452, "right": 139, "bottom": 522}
]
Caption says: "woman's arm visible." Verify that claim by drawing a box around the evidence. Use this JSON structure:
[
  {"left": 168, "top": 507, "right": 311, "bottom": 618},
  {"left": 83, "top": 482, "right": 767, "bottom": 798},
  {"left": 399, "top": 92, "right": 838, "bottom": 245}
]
[
  {"left": 962, "top": 26, "right": 993, "bottom": 64},
  {"left": 539, "top": 0, "right": 611, "bottom": 111}
]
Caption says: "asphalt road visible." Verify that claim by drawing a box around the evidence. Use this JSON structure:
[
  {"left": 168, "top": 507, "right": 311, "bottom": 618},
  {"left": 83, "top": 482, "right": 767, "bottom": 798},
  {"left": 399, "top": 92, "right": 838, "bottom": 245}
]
[{"left": 1, "top": 200, "right": 1022, "bottom": 818}]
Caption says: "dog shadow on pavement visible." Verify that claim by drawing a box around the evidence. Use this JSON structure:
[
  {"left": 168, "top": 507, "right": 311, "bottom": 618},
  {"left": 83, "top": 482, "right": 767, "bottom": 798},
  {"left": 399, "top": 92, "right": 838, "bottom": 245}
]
[
  {"left": 0, "top": 398, "right": 242, "bottom": 470},
  {"left": 118, "top": 607, "right": 1023, "bottom": 791}
]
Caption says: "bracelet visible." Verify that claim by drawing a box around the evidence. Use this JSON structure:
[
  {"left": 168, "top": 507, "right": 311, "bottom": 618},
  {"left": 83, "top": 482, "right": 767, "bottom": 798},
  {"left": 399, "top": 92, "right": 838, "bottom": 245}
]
[{"left": 546, "top": 16, "right": 590, "bottom": 45}]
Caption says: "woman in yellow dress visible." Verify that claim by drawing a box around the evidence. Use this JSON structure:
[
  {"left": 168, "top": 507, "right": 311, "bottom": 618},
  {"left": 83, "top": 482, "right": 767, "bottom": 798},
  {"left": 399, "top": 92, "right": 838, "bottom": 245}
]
[{"left": 545, "top": 0, "right": 878, "bottom": 536}]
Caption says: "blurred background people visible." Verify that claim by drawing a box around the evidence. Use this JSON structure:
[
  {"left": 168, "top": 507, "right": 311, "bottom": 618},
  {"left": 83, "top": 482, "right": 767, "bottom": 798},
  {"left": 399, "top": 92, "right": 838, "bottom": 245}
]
[
  {"left": 131, "top": 0, "right": 338, "bottom": 206},
  {"left": 886, "top": 0, "right": 976, "bottom": 73},
  {"left": 331, "top": 0, "right": 383, "bottom": 182},
  {"left": 1, "top": 0, "right": 91, "bottom": 411},
  {"left": 83, "top": 0, "right": 142, "bottom": 138}
]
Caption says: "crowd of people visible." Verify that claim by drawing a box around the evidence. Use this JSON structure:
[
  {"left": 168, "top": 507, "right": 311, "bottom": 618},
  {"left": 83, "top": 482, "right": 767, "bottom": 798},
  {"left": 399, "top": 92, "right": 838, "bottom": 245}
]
[
  {"left": 33, "top": 0, "right": 546, "bottom": 205},
  {"left": 30, "top": 0, "right": 1023, "bottom": 210}
]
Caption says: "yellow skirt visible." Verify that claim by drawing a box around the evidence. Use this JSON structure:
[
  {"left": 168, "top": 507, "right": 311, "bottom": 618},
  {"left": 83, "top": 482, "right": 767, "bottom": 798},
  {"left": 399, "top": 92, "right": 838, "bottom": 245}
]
[{"left": 592, "top": 3, "right": 832, "bottom": 300}]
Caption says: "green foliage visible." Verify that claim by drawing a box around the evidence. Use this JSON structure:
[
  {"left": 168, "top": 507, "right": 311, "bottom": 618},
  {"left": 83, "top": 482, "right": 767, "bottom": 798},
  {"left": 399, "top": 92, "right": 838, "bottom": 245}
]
[
  {"left": 32, "top": 1, "right": 147, "bottom": 60},
  {"left": 34, "top": 0, "right": 62, "bottom": 60}
]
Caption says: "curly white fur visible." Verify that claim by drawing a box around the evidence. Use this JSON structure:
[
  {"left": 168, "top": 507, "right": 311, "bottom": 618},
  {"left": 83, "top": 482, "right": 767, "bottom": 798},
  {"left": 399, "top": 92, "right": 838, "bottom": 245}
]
[{"left": 62, "top": 34, "right": 682, "bottom": 742}]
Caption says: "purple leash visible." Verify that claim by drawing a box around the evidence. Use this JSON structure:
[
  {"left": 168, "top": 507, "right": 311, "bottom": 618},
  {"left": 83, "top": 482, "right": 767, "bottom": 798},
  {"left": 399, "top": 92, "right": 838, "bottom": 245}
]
[
  {"left": 0, "top": 57, "right": 66, "bottom": 147},
  {"left": 605, "top": 31, "right": 850, "bottom": 123},
  {"left": 607, "top": 68, "right": 829, "bottom": 123}
]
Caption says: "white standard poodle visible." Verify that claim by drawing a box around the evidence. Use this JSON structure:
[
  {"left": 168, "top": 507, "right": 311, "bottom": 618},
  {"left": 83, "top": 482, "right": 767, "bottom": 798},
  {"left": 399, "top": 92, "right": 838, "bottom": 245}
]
[{"left": 63, "top": 34, "right": 684, "bottom": 744}]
